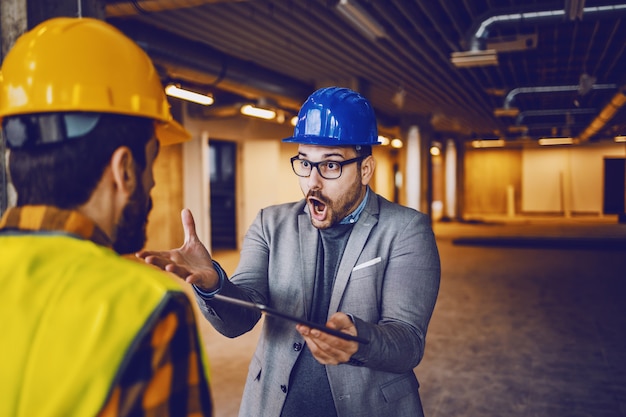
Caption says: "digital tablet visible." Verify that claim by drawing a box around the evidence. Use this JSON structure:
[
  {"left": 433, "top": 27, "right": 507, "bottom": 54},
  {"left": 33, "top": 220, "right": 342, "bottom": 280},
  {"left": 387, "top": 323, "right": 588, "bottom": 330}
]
[{"left": 212, "top": 294, "right": 369, "bottom": 344}]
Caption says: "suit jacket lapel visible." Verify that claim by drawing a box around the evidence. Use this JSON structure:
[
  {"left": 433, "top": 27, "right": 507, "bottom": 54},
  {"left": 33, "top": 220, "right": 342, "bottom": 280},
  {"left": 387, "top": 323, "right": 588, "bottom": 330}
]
[
  {"left": 298, "top": 207, "right": 318, "bottom": 319},
  {"left": 328, "top": 194, "right": 380, "bottom": 316}
]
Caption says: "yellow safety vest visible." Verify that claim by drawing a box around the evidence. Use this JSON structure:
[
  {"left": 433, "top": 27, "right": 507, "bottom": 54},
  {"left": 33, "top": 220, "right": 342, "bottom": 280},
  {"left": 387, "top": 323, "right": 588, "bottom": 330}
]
[{"left": 0, "top": 232, "right": 209, "bottom": 416}]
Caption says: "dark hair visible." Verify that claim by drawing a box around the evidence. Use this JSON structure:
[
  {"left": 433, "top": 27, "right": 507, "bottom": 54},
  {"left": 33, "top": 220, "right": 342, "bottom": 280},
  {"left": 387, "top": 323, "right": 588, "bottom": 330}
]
[
  {"left": 353, "top": 145, "right": 372, "bottom": 172},
  {"left": 8, "top": 113, "right": 154, "bottom": 208}
]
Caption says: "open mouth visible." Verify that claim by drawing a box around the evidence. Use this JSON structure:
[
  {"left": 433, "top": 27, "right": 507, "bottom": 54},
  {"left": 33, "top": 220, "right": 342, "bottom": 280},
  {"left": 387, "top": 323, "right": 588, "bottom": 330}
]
[{"left": 308, "top": 196, "right": 328, "bottom": 221}]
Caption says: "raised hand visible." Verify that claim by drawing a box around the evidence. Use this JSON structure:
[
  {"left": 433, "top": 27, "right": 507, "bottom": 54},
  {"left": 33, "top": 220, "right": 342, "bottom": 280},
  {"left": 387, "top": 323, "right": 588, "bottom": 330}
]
[{"left": 137, "top": 208, "right": 220, "bottom": 291}]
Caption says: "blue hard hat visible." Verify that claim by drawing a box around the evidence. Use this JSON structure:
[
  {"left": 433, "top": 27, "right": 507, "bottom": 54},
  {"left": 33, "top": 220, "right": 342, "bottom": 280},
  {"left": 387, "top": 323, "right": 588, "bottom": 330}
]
[{"left": 283, "top": 86, "right": 381, "bottom": 146}]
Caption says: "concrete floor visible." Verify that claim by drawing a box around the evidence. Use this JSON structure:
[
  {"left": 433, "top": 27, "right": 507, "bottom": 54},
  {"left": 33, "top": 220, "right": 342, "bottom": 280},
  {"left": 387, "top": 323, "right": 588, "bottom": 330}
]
[{"left": 196, "top": 216, "right": 626, "bottom": 417}]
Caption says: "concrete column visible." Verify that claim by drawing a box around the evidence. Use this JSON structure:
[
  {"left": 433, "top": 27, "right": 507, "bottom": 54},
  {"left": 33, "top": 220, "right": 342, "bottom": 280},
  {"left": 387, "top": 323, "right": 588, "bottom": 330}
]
[
  {"left": 0, "top": 0, "right": 28, "bottom": 215},
  {"left": 444, "top": 138, "right": 457, "bottom": 219},
  {"left": 506, "top": 184, "right": 515, "bottom": 217},
  {"left": 405, "top": 125, "right": 421, "bottom": 211},
  {"left": 1, "top": 0, "right": 27, "bottom": 56}
]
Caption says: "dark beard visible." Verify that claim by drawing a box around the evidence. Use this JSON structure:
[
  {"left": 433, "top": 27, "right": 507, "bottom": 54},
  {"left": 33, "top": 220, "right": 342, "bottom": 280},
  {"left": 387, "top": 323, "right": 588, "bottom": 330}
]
[
  {"left": 113, "top": 177, "right": 152, "bottom": 254},
  {"left": 307, "top": 173, "right": 364, "bottom": 229}
]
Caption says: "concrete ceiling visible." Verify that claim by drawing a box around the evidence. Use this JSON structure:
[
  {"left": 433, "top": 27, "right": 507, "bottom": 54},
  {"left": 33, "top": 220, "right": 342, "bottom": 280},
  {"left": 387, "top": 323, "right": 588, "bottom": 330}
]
[{"left": 105, "top": 0, "right": 626, "bottom": 144}]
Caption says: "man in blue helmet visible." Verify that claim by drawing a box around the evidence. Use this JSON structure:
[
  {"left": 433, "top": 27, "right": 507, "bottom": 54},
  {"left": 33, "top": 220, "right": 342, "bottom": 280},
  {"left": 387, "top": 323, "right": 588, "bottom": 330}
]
[{"left": 139, "top": 87, "right": 441, "bottom": 417}]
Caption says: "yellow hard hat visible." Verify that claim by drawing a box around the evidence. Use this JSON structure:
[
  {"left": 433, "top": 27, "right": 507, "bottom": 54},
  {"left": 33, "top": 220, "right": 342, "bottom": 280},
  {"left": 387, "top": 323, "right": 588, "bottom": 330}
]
[{"left": 0, "top": 17, "right": 190, "bottom": 145}]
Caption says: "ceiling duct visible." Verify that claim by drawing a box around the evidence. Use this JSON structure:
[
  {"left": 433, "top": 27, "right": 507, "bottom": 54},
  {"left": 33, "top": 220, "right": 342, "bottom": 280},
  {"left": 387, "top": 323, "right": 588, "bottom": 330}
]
[
  {"left": 503, "top": 84, "right": 617, "bottom": 109},
  {"left": 465, "top": 4, "right": 626, "bottom": 51},
  {"left": 515, "top": 108, "right": 597, "bottom": 125}
]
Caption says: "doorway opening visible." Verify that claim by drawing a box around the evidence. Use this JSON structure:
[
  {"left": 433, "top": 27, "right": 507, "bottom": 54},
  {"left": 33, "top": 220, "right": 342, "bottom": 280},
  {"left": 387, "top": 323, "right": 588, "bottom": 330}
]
[{"left": 209, "top": 140, "right": 237, "bottom": 249}]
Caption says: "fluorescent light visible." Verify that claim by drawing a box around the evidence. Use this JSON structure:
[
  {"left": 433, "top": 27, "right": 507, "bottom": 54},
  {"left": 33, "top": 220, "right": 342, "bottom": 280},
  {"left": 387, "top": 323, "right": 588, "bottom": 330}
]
[
  {"left": 451, "top": 49, "right": 498, "bottom": 67},
  {"left": 538, "top": 137, "right": 574, "bottom": 146},
  {"left": 507, "top": 125, "right": 528, "bottom": 134},
  {"left": 485, "top": 88, "right": 507, "bottom": 96},
  {"left": 336, "top": 0, "right": 386, "bottom": 41},
  {"left": 241, "top": 104, "right": 276, "bottom": 120},
  {"left": 472, "top": 139, "right": 505, "bottom": 148},
  {"left": 494, "top": 107, "right": 520, "bottom": 117},
  {"left": 615, "top": 135, "right": 626, "bottom": 143},
  {"left": 165, "top": 84, "right": 214, "bottom": 106}
]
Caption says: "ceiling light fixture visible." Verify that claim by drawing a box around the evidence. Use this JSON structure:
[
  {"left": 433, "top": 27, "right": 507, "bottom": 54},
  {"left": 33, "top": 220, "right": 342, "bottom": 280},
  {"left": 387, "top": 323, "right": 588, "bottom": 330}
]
[
  {"left": 450, "top": 49, "right": 498, "bottom": 68},
  {"left": 494, "top": 107, "right": 520, "bottom": 117},
  {"left": 336, "top": 0, "right": 386, "bottom": 41},
  {"left": 390, "top": 138, "right": 403, "bottom": 148},
  {"left": 165, "top": 84, "right": 214, "bottom": 106},
  {"left": 507, "top": 125, "right": 528, "bottom": 134},
  {"left": 538, "top": 137, "right": 574, "bottom": 146},
  {"left": 241, "top": 104, "right": 276, "bottom": 120},
  {"left": 614, "top": 135, "right": 626, "bottom": 143},
  {"left": 485, "top": 88, "right": 507, "bottom": 96},
  {"left": 378, "top": 135, "right": 390, "bottom": 146},
  {"left": 471, "top": 139, "right": 505, "bottom": 148}
]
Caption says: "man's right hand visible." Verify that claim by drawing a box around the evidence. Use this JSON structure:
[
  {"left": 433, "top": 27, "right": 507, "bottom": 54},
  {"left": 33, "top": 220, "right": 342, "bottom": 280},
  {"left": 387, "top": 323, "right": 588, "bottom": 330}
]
[{"left": 137, "top": 208, "right": 220, "bottom": 291}]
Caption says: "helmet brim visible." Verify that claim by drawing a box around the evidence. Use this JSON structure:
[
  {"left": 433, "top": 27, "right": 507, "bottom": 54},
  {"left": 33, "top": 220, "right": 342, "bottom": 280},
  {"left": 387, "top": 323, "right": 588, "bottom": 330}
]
[
  {"left": 282, "top": 135, "right": 381, "bottom": 146},
  {"left": 156, "top": 119, "right": 192, "bottom": 145}
]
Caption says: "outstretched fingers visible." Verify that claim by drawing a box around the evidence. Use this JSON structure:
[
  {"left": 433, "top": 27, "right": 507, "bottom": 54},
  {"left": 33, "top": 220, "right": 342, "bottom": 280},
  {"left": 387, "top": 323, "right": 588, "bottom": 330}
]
[
  {"left": 181, "top": 208, "right": 200, "bottom": 246},
  {"left": 136, "top": 209, "right": 216, "bottom": 286}
]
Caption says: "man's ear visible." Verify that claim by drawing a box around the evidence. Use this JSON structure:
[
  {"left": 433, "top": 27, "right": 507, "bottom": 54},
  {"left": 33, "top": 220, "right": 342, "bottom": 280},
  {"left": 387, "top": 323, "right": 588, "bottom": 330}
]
[
  {"left": 109, "top": 146, "right": 136, "bottom": 196},
  {"left": 360, "top": 155, "right": 376, "bottom": 185}
]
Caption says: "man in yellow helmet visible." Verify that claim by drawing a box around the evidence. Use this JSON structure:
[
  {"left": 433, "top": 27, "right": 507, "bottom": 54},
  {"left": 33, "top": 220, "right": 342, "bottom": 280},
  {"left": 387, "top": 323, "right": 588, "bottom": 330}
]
[{"left": 0, "top": 17, "right": 212, "bottom": 416}]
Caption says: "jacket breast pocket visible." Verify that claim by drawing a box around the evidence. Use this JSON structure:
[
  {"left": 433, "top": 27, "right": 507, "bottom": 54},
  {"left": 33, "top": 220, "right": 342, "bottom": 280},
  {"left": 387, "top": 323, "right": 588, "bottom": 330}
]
[
  {"left": 342, "top": 258, "right": 383, "bottom": 320},
  {"left": 351, "top": 256, "right": 382, "bottom": 278}
]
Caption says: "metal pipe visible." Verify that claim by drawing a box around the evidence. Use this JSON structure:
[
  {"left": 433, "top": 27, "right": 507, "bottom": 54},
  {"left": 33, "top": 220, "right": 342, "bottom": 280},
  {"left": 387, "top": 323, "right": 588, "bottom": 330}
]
[
  {"left": 467, "top": 4, "right": 626, "bottom": 51},
  {"left": 515, "top": 108, "right": 597, "bottom": 125},
  {"left": 504, "top": 84, "right": 617, "bottom": 109}
]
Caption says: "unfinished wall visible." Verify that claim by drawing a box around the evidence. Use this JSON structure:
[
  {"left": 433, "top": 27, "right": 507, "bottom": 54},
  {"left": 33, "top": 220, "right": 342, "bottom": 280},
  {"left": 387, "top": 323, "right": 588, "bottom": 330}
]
[
  {"left": 144, "top": 143, "right": 185, "bottom": 251},
  {"left": 463, "top": 148, "right": 522, "bottom": 216},
  {"left": 522, "top": 143, "right": 626, "bottom": 215}
]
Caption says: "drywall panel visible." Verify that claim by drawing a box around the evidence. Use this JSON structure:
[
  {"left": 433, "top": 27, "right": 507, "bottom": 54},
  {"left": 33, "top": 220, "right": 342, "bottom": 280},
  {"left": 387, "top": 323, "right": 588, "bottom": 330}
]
[
  {"left": 522, "top": 144, "right": 626, "bottom": 214},
  {"left": 464, "top": 148, "right": 522, "bottom": 215},
  {"left": 522, "top": 148, "right": 567, "bottom": 212}
]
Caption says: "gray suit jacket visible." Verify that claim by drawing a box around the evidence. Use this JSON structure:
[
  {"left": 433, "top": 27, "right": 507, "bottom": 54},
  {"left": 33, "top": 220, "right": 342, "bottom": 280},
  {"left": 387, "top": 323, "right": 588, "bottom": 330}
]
[{"left": 196, "top": 191, "right": 441, "bottom": 417}]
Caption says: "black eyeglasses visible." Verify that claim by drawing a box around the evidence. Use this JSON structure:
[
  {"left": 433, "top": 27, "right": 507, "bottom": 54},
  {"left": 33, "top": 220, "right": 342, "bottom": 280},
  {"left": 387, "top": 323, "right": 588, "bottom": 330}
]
[{"left": 290, "top": 155, "right": 366, "bottom": 180}]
